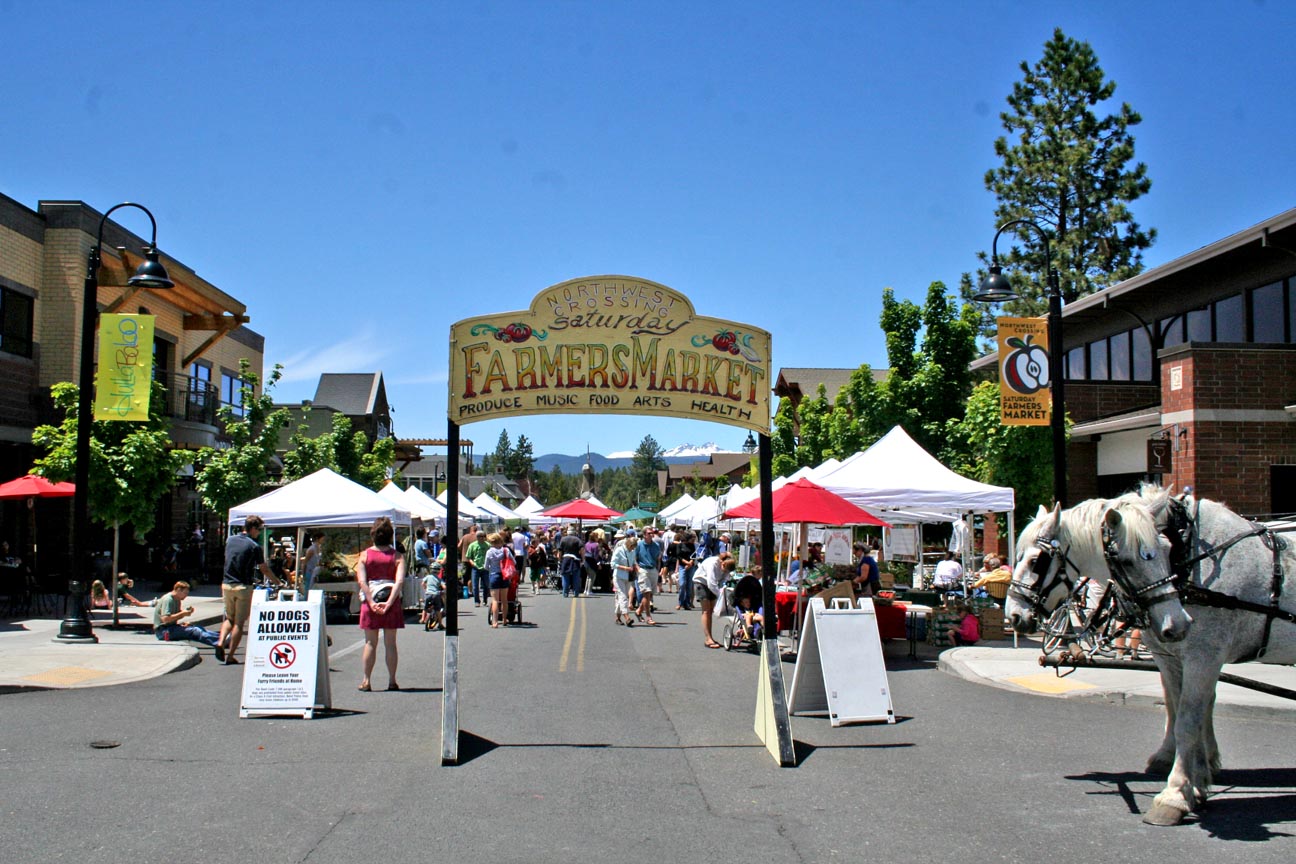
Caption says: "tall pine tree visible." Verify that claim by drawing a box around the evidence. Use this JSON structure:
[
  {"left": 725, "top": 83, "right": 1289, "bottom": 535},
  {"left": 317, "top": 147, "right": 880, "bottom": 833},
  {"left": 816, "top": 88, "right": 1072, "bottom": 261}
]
[{"left": 970, "top": 28, "right": 1155, "bottom": 326}]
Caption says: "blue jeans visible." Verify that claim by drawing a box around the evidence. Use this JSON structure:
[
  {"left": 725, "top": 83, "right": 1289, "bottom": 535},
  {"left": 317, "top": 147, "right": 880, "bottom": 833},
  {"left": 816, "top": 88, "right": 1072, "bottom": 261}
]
[
  {"left": 155, "top": 623, "right": 220, "bottom": 646},
  {"left": 471, "top": 566, "right": 489, "bottom": 604},
  {"left": 560, "top": 557, "right": 582, "bottom": 597},
  {"left": 678, "top": 564, "right": 696, "bottom": 608}
]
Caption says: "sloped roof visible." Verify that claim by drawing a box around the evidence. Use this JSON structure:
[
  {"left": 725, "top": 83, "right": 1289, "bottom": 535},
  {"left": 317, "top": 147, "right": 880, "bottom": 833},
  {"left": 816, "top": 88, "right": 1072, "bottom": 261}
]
[
  {"left": 774, "top": 367, "right": 887, "bottom": 404},
  {"left": 313, "top": 373, "right": 385, "bottom": 416},
  {"left": 662, "top": 452, "right": 752, "bottom": 481}
]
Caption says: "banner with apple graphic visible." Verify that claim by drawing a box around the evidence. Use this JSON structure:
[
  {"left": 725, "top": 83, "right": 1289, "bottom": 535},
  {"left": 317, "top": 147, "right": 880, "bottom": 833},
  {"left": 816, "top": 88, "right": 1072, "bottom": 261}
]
[{"left": 996, "top": 317, "right": 1051, "bottom": 426}]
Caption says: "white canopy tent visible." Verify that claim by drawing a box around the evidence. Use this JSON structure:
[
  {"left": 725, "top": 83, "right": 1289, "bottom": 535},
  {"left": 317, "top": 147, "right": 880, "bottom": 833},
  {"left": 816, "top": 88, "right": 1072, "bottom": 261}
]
[
  {"left": 816, "top": 425, "right": 1017, "bottom": 569},
  {"left": 514, "top": 495, "right": 545, "bottom": 517},
  {"left": 671, "top": 494, "right": 720, "bottom": 529},
  {"left": 230, "top": 469, "right": 411, "bottom": 528},
  {"left": 472, "top": 492, "right": 522, "bottom": 522},
  {"left": 657, "top": 493, "right": 696, "bottom": 522},
  {"left": 437, "top": 489, "right": 489, "bottom": 520},
  {"left": 401, "top": 485, "right": 450, "bottom": 523}
]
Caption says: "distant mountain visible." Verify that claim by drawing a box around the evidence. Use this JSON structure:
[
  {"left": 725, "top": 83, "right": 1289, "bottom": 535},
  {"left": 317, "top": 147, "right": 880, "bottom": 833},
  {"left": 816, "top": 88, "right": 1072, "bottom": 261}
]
[{"left": 520, "top": 443, "right": 744, "bottom": 475}]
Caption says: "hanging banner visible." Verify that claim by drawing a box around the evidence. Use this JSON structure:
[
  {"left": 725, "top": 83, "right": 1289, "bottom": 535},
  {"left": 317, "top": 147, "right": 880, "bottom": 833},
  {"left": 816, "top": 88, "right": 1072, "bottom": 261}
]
[
  {"left": 449, "top": 276, "right": 771, "bottom": 435},
  {"left": 996, "top": 316, "right": 1050, "bottom": 426},
  {"left": 94, "top": 313, "right": 155, "bottom": 421}
]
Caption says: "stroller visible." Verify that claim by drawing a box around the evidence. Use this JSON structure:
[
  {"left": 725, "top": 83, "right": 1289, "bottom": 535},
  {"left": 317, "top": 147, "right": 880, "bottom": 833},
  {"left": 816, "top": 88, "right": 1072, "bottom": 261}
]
[
  {"left": 721, "top": 573, "right": 764, "bottom": 652},
  {"left": 490, "top": 562, "right": 523, "bottom": 625}
]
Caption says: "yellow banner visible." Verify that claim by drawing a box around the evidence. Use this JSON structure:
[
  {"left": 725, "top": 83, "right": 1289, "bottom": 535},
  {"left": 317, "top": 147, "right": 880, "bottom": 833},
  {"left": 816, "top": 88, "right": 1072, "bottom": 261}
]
[
  {"left": 94, "top": 313, "right": 155, "bottom": 421},
  {"left": 997, "top": 316, "right": 1050, "bottom": 426},
  {"left": 449, "top": 276, "right": 771, "bottom": 435}
]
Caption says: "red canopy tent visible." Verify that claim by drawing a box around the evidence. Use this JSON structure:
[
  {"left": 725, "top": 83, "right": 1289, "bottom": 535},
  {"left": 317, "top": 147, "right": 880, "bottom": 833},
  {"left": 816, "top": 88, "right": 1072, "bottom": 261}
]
[
  {"left": 540, "top": 498, "right": 624, "bottom": 521},
  {"left": 722, "top": 478, "right": 890, "bottom": 527}
]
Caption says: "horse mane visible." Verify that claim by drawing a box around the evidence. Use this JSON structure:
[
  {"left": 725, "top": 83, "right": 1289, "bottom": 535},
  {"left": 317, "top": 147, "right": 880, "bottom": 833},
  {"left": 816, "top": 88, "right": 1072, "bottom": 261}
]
[{"left": 1016, "top": 483, "right": 1170, "bottom": 563}]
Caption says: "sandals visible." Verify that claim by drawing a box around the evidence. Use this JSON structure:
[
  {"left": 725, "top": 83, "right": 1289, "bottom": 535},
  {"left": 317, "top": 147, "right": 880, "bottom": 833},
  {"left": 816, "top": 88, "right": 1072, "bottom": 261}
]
[
  {"left": 357, "top": 683, "right": 372, "bottom": 692},
  {"left": 704, "top": 642, "right": 722, "bottom": 649}
]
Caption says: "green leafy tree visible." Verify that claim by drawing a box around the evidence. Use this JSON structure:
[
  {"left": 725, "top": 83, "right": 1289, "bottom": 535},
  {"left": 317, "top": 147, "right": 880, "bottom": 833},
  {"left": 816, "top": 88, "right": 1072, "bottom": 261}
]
[
  {"left": 967, "top": 27, "right": 1155, "bottom": 331},
  {"left": 33, "top": 379, "right": 188, "bottom": 542},
  {"left": 950, "top": 381, "right": 1060, "bottom": 525},
  {"left": 772, "top": 283, "right": 978, "bottom": 472},
  {"left": 283, "top": 410, "right": 395, "bottom": 491},
  {"left": 193, "top": 362, "right": 290, "bottom": 526},
  {"left": 628, "top": 435, "right": 665, "bottom": 503},
  {"left": 536, "top": 463, "right": 573, "bottom": 504}
]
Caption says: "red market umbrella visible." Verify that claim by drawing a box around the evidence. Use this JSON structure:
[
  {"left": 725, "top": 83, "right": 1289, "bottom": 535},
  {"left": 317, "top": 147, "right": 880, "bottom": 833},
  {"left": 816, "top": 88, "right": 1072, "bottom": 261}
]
[
  {"left": 0, "top": 474, "right": 76, "bottom": 499},
  {"left": 540, "top": 498, "right": 624, "bottom": 521},
  {"left": 0, "top": 474, "right": 77, "bottom": 591},
  {"left": 722, "top": 478, "right": 890, "bottom": 527}
]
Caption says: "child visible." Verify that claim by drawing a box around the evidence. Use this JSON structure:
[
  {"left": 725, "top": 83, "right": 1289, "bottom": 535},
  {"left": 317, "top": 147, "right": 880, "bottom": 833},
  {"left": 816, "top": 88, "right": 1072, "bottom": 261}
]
[
  {"left": 949, "top": 602, "right": 981, "bottom": 646},
  {"left": 115, "top": 573, "right": 149, "bottom": 607},
  {"left": 90, "top": 580, "right": 112, "bottom": 609},
  {"left": 421, "top": 550, "right": 446, "bottom": 630}
]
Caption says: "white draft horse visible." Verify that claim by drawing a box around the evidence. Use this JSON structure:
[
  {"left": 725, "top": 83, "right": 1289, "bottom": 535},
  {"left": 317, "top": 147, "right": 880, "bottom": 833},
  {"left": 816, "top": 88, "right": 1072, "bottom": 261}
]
[{"left": 1005, "top": 487, "right": 1296, "bottom": 825}]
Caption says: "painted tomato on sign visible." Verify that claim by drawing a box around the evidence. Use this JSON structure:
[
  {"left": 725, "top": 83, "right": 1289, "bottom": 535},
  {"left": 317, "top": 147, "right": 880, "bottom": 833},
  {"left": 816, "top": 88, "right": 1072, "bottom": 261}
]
[{"left": 1002, "top": 334, "right": 1049, "bottom": 394}]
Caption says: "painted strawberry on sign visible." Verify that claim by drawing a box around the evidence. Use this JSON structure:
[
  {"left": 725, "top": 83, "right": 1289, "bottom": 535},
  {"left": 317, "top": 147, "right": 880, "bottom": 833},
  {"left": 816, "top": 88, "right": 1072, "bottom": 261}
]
[{"left": 1002, "top": 334, "right": 1049, "bottom": 394}]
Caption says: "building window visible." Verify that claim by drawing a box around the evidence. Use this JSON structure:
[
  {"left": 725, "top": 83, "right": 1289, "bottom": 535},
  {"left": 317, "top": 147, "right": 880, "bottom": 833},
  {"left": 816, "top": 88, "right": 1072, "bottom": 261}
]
[
  {"left": 1109, "top": 330, "right": 1131, "bottom": 381},
  {"left": 1186, "top": 307, "right": 1211, "bottom": 342},
  {"left": 1065, "top": 345, "right": 1086, "bottom": 380},
  {"left": 1252, "top": 281, "right": 1286, "bottom": 343},
  {"left": 1088, "top": 337, "right": 1109, "bottom": 380},
  {"left": 1214, "top": 293, "right": 1244, "bottom": 342},
  {"left": 221, "top": 371, "right": 246, "bottom": 417},
  {"left": 1160, "top": 316, "right": 1186, "bottom": 349},
  {"left": 0, "top": 286, "right": 34, "bottom": 358},
  {"left": 1132, "top": 326, "right": 1153, "bottom": 381}
]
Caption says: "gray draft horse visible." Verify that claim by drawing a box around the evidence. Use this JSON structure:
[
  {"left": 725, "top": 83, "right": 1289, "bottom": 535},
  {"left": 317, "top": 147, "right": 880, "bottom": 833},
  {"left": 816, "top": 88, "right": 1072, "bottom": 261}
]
[{"left": 1008, "top": 487, "right": 1296, "bottom": 826}]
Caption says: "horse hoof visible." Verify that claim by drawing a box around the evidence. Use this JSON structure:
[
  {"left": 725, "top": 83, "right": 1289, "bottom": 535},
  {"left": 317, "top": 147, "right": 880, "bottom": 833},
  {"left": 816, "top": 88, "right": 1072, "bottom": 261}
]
[{"left": 1143, "top": 803, "right": 1187, "bottom": 826}]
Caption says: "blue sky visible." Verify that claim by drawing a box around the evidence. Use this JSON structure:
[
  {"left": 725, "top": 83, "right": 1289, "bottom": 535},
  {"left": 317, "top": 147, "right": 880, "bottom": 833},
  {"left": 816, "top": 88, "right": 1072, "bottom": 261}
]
[{"left": 4, "top": 1, "right": 1294, "bottom": 459}]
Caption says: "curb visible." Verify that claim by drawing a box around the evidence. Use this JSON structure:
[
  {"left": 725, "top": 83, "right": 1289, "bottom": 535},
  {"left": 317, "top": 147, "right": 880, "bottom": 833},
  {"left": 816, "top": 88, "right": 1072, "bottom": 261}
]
[{"left": 938, "top": 649, "right": 1295, "bottom": 722}]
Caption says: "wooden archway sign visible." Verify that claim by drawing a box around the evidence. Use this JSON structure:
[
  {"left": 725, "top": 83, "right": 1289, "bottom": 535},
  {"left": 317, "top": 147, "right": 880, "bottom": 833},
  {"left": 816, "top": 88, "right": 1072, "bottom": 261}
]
[{"left": 439, "top": 276, "right": 793, "bottom": 766}]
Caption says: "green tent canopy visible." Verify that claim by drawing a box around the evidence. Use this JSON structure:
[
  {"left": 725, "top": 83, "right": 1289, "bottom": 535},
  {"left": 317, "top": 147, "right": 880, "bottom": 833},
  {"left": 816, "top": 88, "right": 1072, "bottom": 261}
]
[{"left": 610, "top": 507, "right": 659, "bottom": 525}]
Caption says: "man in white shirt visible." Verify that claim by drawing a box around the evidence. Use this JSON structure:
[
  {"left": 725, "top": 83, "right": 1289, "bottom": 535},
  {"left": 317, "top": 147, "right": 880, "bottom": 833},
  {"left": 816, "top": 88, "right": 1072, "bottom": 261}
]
[{"left": 932, "top": 550, "right": 964, "bottom": 591}]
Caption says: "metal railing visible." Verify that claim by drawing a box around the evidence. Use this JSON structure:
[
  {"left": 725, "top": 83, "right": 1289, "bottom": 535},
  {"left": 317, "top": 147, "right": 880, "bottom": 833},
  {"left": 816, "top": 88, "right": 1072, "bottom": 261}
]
[{"left": 157, "top": 371, "right": 220, "bottom": 426}]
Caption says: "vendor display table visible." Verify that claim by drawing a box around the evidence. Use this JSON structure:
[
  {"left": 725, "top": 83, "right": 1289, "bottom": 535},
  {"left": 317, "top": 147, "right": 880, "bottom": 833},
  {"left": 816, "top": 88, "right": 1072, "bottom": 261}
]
[{"left": 774, "top": 588, "right": 909, "bottom": 640}]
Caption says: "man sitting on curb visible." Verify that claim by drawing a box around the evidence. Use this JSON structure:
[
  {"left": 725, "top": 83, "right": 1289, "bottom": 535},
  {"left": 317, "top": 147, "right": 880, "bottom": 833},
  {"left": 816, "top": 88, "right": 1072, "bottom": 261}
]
[{"left": 154, "top": 581, "right": 224, "bottom": 661}]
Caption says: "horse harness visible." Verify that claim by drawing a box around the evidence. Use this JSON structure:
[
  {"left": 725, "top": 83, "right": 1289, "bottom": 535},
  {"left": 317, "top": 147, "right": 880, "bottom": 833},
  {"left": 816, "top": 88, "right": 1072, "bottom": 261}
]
[
  {"left": 1009, "top": 535, "right": 1081, "bottom": 613},
  {"left": 1121, "top": 495, "right": 1296, "bottom": 661}
]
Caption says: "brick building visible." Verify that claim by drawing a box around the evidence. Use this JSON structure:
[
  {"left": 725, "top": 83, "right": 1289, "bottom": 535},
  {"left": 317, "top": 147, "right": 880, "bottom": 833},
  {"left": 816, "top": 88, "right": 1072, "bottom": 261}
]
[
  {"left": 0, "top": 195, "right": 267, "bottom": 580},
  {"left": 976, "top": 205, "right": 1296, "bottom": 520}
]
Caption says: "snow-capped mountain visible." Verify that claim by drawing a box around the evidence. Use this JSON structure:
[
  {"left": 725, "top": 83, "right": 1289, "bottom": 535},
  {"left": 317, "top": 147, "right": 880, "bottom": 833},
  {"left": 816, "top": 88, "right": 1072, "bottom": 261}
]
[
  {"left": 532, "top": 443, "right": 740, "bottom": 474},
  {"left": 606, "top": 442, "right": 722, "bottom": 459}
]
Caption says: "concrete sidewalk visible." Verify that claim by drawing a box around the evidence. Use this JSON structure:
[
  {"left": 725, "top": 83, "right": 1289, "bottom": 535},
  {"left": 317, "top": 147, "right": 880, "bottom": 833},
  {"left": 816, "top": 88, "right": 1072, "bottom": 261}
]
[
  {"left": 939, "top": 638, "right": 1296, "bottom": 720},
  {"left": 0, "top": 584, "right": 225, "bottom": 692}
]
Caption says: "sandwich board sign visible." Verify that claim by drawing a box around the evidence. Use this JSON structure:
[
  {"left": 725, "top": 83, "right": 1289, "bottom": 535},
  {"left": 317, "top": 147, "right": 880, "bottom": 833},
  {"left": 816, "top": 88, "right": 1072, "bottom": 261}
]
[
  {"left": 787, "top": 596, "right": 894, "bottom": 725},
  {"left": 240, "top": 590, "right": 331, "bottom": 719}
]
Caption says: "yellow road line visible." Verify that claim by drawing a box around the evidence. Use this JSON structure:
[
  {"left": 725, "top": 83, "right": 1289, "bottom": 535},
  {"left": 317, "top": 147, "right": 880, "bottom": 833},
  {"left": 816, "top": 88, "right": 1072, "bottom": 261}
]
[
  {"left": 577, "top": 596, "right": 587, "bottom": 673},
  {"left": 559, "top": 597, "right": 578, "bottom": 672}
]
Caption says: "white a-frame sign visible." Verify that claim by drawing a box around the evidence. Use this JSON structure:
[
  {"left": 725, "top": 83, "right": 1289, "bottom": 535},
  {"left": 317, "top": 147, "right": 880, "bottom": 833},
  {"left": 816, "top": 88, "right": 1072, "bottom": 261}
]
[
  {"left": 787, "top": 596, "right": 895, "bottom": 725},
  {"left": 240, "top": 590, "right": 332, "bottom": 719}
]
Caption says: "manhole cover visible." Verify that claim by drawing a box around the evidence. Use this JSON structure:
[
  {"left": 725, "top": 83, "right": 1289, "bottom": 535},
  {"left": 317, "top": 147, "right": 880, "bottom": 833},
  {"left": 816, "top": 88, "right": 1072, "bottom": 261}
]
[{"left": 89, "top": 740, "right": 122, "bottom": 749}]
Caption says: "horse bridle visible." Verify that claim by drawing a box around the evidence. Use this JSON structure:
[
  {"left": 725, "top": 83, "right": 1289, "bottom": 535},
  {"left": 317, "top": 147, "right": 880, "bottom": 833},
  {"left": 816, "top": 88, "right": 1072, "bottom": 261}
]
[
  {"left": 1009, "top": 535, "right": 1080, "bottom": 615},
  {"left": 1100, "top": 520, "right": 1179, "bottom": 610}
]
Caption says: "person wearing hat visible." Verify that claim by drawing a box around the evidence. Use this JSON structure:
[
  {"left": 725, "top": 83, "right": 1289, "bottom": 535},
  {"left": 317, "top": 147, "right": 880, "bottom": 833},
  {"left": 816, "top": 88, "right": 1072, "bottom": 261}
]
[
  {"left": 633, "top": 527, "right": 661, "bottom": 624},
  {"left": 610, "top": 531, "right": 638, "bottom": 626}
]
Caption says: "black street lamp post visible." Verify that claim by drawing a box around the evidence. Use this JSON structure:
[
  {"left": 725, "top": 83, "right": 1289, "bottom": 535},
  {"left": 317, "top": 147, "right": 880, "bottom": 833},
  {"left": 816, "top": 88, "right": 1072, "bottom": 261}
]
[
  {"left": 974, "top": 219, "right": 1067, "bottom": 508},
  {"left": 58, "top": 204, "right": 173, "bottom": 642}
]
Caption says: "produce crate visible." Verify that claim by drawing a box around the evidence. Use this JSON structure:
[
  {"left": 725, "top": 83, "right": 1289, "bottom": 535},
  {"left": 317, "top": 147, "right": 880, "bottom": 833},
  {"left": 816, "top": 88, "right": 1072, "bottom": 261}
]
[
  {"left": 978, "top": 608, "right": 1006, "bottom": 640},
  {"left": 927, "top": 610, "right": 959, "bottom": 647}
]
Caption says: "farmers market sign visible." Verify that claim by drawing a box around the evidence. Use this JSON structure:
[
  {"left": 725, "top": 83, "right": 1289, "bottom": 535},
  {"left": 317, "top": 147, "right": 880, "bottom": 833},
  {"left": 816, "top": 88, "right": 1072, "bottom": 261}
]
[
  {"left": 996, "top": 316, "right": 1050, "bottom": 426},
  {"left": 449, "top": 275, "right": 771, "bottom": 435}
]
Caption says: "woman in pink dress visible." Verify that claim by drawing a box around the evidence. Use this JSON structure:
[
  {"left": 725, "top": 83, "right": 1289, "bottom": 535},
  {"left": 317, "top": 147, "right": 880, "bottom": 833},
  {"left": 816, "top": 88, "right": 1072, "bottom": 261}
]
[{"left": 357, "top": 516, "right": 406, "bottom": 691}]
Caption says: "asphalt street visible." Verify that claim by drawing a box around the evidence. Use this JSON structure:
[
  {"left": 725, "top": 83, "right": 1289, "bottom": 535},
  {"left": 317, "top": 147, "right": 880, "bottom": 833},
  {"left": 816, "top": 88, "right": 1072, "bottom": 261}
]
[{"left": 1, "top": 590, "right": 1293, "bottom": 864}]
